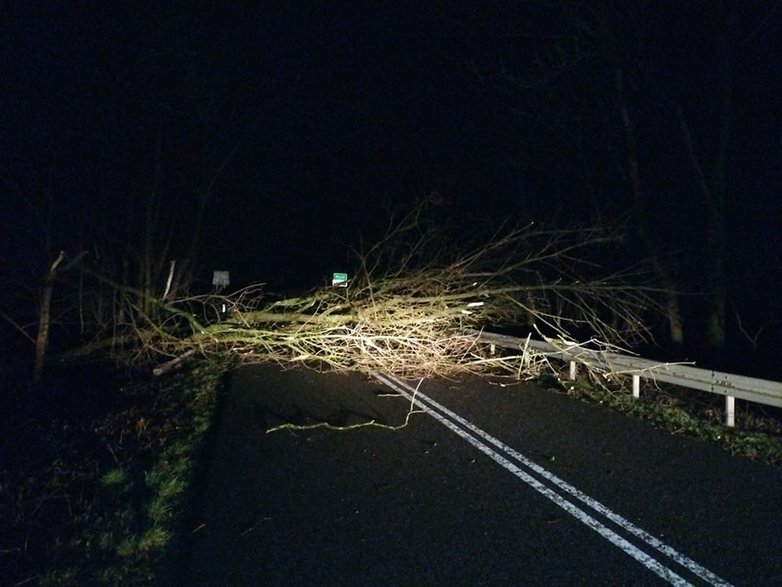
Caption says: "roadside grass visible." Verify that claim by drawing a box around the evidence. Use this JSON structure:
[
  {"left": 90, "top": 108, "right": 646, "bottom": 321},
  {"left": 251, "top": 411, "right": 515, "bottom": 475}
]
[
  {"left": 0, "top": 358, "right": 225, "bottom": 586},
  {"left": 541, "top": 372, "right": 782, "bottom": 466}
]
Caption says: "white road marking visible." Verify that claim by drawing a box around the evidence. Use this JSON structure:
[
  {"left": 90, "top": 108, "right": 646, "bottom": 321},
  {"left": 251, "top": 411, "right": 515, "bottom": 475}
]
[{"left": 375, "top": 373, "right": 734, "bottom": 587}]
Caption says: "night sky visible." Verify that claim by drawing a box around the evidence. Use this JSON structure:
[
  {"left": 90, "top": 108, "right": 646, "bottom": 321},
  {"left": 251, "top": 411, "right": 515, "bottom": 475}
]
[{"left": 2, "top": 2, "right": 781, "bottom": 360}]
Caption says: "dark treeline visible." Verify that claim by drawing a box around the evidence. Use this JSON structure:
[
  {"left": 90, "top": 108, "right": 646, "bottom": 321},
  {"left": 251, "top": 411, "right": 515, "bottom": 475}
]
[{"left": 1, "top": 1, "right": 780, "bottom": 377}]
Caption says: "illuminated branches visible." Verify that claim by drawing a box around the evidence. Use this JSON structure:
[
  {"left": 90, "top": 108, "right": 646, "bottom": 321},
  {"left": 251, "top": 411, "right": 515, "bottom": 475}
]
[{"left": 92, "top": 198, "right": 661, "bottom": 381}]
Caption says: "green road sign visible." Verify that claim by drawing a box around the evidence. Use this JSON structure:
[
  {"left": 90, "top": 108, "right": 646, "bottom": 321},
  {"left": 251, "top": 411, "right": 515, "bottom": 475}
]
[{"left": 332, "top": 272, "right": 348, "bottom": 287}]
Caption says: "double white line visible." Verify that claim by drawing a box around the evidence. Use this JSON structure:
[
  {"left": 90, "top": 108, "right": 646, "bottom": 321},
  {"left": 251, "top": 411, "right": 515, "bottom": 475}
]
[{"left": 374, "top": 373, "right": 733, "bottom": 587}]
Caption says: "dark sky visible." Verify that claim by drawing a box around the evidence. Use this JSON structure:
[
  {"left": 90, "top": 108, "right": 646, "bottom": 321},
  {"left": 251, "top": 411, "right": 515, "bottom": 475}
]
[{"left": 2, "top": 2, "right": 781, "bottom": 309}]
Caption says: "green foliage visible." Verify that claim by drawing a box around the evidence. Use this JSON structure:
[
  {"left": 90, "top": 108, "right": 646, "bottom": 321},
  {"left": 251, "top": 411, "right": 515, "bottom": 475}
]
[
  {"left": 146, "top": 497, "right": 174, "bottom": 525},
  {"left": 117, "top": 535, "right": 139, "bottom": 558},
  {"left": 94, "top": 359, "right": 225, "bottom": 582},
  {"left": 100, "top": 467, "right": 130, "bottom": 489},
  {"left": 2, "top": 359, "right": 226, "bottom": 586},
  {"left": 138, "top": 527, "right": 172, "bottom": 553},
  {"left": 722, "top": 431, "right": 782, "bottom": 462},
  {"left": 38, "top": 567, "right": 81, "bottom": 586}
]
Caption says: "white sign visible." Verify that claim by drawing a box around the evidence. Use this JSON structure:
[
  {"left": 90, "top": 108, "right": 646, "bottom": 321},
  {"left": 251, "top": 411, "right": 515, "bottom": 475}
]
[{"left": 212, "top": 271, "right": 230, "bottom": 287}]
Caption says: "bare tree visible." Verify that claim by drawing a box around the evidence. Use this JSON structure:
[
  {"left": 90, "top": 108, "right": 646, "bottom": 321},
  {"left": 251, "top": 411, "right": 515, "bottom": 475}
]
[
  {"left": 68, "top": 199, "right": 663, "bottom": 384},
  {"left": 446, "top": 0, "right": 777, "bottom": 352},
  {"left": 32, "top": 251, "right": 87, "bottom": 382}
]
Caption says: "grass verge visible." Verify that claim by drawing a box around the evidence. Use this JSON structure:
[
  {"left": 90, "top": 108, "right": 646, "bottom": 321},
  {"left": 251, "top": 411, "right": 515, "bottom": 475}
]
[{"left": 0, "top": 358, "right": 226, "bottom": 586}]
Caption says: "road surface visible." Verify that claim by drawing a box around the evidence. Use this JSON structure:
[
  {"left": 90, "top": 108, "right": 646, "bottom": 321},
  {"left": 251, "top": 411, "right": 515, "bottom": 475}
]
[{"left": 164, "top": 364, "right": 782, "bottom": 586}]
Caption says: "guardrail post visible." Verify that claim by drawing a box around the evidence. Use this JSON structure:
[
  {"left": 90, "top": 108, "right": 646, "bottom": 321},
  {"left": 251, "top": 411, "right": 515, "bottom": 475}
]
[
  {"left": 632, "top": 375, "right": 640, "bottom": 399},
  {"left": 569, "top": 361, "right": 577, "bottom": 381},
  {"left": 725, "top": 396, "right": 735, "bottom": 427}
]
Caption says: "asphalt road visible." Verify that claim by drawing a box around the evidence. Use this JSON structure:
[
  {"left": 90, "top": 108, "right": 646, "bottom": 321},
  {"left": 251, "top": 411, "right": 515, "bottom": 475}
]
[{"left": 165, "top": 364, "right": 782, "bottom": 586}]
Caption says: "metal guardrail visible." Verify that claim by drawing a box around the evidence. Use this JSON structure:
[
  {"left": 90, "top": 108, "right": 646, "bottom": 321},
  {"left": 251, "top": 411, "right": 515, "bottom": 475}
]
[{"left": 468, "top": 329, "right": 782, "bottom": 427}]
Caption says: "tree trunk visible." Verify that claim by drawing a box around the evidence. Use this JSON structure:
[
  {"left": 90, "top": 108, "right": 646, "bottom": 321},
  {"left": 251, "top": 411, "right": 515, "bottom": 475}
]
[
  {"left": 676, "top": 4, "right": 734, "bottom": 350},
  {"left": 676, "top": 94, "right": 730, "bottom": 350},
  {"left": 614, "top": 68, "right": 684, "bottom": 346},
  {"left": 33, "top": 251, "right": 65, "bottom": 383}
]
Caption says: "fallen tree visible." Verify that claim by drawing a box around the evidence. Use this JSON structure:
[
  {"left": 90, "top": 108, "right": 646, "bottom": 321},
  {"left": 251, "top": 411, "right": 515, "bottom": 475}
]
[{"left": 67, "top": 198, "right": 664, "bottom": 381}]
